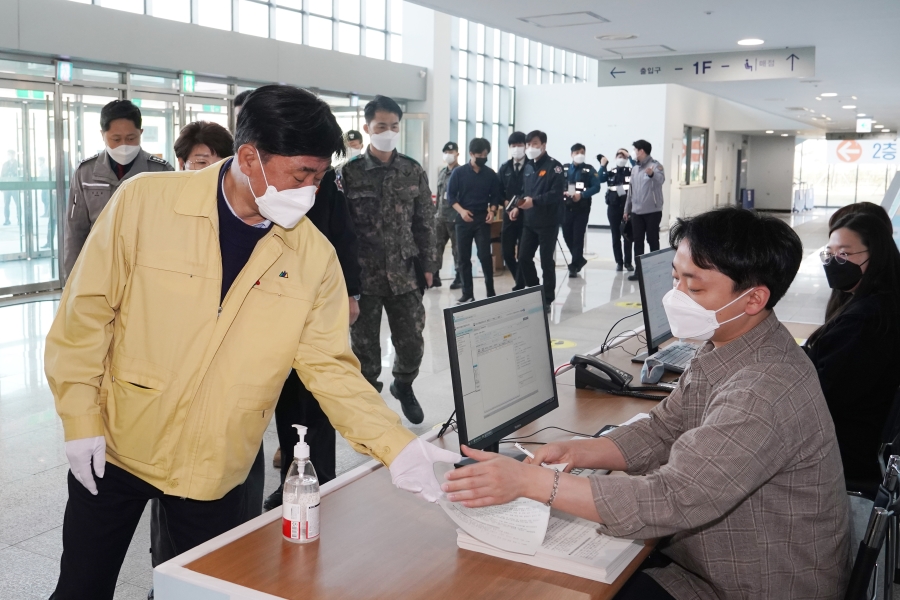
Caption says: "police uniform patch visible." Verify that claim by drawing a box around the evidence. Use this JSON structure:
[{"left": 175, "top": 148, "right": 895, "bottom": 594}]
[
  {"left": 149, "top": 155, "right": 168, "bottom": 165},
  {"left": 554, "top": 166, "right": 563, "bottom": 174},
  {"left": 79, "top": 153, "right": 100, "bottom": 164}
]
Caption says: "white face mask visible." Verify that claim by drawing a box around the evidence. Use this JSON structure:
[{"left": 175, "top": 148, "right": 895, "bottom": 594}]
[
  {"left": 443, "top": 153, "right": 456, "bottom": 165},
  {"left": 107, "top": 144, "right": 141, "bottom": 165},
  {"left": 572, "top": 153, "right": 585, "bottom": 164},
  {"left": 348, "top": 147, "right": 361, "bottom": 158},
  {"left": 616, "top": 157, "right": 628, "bottom": 168},
  {"left": 249, "top": 149, "right": 317, "bottom": 229},
  {"left": 369, "top": 130, "right": 399, "bottom": 152},
  {"left": 525, "top": 146, "right": 543, "bottom": 160},
  {"left": 510, "top": 146, "right": 525, "bottom": 160},
  {"left": 661, "top": 287, "right": 755, "bottom": 341}
]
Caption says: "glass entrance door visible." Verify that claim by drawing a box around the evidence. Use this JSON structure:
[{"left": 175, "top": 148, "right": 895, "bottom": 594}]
[{"left": 0, "top": 85, "right": 60, "bottom": 295}]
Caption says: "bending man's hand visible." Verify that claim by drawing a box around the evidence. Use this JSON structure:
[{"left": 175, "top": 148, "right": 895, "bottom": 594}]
[
  {"left": 390, "top": 438, "right": 461, "bottom": 502},
  {"left": 66, "top": 435, "right": 106, "bottom": 495},
  {"left": 348, "top": 296, "right": 360, "bottom": 325}
]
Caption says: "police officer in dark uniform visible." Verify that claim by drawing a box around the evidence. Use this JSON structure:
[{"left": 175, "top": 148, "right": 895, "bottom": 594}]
[
  {"left": 516, "top": 130, "right": 566, "bottom": 312},
  {"left": 603, "top": 148, "right": 635, "bottom": 272},
  {"left": 64, "top": 100, "right": 173, "bottom": 278},
  {"left": 562, "top": 143, "right": 603, "bottom": 278},
  {"left": 497, "top": 131, "right": 527, "bottom": 288}
]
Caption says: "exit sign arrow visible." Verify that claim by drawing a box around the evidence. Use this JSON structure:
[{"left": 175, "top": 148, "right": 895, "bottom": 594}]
[
  {"left": 610, "top": 67, "right": 626, "bottom": 78},
  {"left": 786, "top": 53, "right": 800, "bottom": 71}
]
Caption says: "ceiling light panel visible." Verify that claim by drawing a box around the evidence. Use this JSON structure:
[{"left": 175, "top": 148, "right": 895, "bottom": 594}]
[
  {"left": 737, "top": 38, "right": 765, "bottom": 45},
  {"left": 519, "top": 12, "right": 609, "bottom": 28}
]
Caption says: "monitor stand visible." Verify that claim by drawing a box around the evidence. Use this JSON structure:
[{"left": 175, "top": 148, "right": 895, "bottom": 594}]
[
  {"left": 454, "top": 441, "right": 529, "bottom": 468},
  {"left": 631, "top": 346, "right": 657, "bottom": 364}
]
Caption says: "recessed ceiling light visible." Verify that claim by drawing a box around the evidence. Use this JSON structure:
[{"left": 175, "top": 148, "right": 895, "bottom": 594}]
[
  {"left": 765, "top": 130, "right": 774, "bottom": 134},
  {"left": 737, "top": 38, "right": 764, "bottom": 46},
  {"left": 781, "top": 133, "right": 789, "bottom": 137},
  {"left": 821, "top": 92, "right": 838, "bottom": 97},
  {"left": 842, "top": 105, "right": 857, "bottom": 109},
  {"left": 595, "top": 33, "right": 637, "bottom": 41},
  {"left": 874, "top": 125, "right": 885, "bottom": 128},
  {"left": 815, "top": 97, "right": 822, "bottom": 101},
  {"left": 858, "top": 113, "right": 866, "bottom": 117},
  {"left": 883, "top": 129, "right": 891, "bottom": 133},
  {"left": 852, "top": 96, "right": 858, "bottom": 100},
  {"left": 826, "top": 117, "right": 832, "bottom": 121}
]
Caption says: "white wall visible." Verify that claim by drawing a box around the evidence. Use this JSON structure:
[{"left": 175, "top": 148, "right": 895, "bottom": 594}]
[
  {"left": 403, "top": 5, "right": 452, "bottom": 188},
  {"left": 746, "top": 135, "right": 796, "bottom": 211},
  {"left": 0, "top": 0, "right": 427, "bottom": 100},
  {"left": 515, "top": 83, "right": 668, "bottom": 226}
]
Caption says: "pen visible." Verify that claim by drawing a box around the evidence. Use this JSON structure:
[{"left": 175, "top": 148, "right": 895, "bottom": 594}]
[{"left": 514, "top": 442, "right": 549, "bottom": 467}]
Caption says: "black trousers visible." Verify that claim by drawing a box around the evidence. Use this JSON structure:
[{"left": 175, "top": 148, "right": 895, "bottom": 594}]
[
  {"left": 501, "top": 210, "right": 523, "bottom": 281},
  {"left": 52, "top": 464, "right": 244, "bottom": 600},
  {"left": 631, "top": 210, "right": 662, "bottom": 258},
  {"left": 607, "top": 196, "right": 632, "bottom": 266},
  {"left": 561, "top": 207, "right": 590, "bottom": 268},
  {"left": 516, "top": 224, "right": 557, "bottom": 303},
  {"left": 456, "top": 214, "right": 494, "bottom": 298},
  {"left": 275, "top": 370, "right": 337, "bottom": 484},
  {"left": 613, "top": 572, "right": 675, "bottom": 599}
]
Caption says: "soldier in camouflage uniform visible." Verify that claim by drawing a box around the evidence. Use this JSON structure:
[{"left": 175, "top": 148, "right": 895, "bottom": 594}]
[
  {"left": 341, "top": 96, "right": 438, "bottom": 425},
  {"left": 433, "top": 141, "right": 461, "bottom": 289}
]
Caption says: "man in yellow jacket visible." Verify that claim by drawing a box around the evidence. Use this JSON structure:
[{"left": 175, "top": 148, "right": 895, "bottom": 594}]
[{"left": 45, "top": 85, "right": 459, "bottom": 600}]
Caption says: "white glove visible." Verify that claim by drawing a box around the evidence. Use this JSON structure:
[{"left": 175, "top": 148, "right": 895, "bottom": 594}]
[
  {"left": 65, "top": 436, "right": 106, "bottom": 496},
  {"left": 389, "top": 438, "right": 462, "bottom": 503}
]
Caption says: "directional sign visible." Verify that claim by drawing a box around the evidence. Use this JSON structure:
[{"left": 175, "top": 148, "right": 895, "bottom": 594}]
[
  {"left": 827, "top": 138, "right": 899, "bottom": 165},
  {"left": 597, "top": 47, "right": 815, "bottom": 86}
]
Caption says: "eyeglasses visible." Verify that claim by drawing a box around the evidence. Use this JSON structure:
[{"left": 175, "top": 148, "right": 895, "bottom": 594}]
[
  {"left": 186, "top": 159, "right": 212, "bottom": 168},
  {"left": 819, "top": 249, "right": 867, "bottom": 265}
]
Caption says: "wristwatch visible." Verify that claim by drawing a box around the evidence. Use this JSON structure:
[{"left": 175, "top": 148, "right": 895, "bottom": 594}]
[{"left": 352, "top": 294, "right": 361, "bottom": 301}]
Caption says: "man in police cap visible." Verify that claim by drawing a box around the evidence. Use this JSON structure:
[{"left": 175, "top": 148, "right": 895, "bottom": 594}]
[
  {"left": 346, "top": 130, "right": 364, "bottom": 158},
  {"left": 562, "top": 143, "right": 603, "bottom": 278},
  {"left": 434, "top": 141, "right": 461, "bottom": 289},
  {"left": 64, "top": 99, "right": 173, "bottom": 278},
  {"left": 603, "top": 148, "right": 635, "bottom": 272}
]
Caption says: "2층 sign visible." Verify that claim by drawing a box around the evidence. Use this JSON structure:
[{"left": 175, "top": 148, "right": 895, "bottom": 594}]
[{"left": 826, "top": 139, "right": 899, "bottom": 165}]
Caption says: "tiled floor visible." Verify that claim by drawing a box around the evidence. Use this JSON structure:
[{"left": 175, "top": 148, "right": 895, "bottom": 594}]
[{"left": 0, "top": 210, "right": 846, "bottom": 599}]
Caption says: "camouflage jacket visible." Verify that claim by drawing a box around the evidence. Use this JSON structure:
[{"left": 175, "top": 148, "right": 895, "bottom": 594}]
[
  {"left": 435, "top": 164, "right": 460, "bottom": 222},
  {"left": 341, "top": 149, "right": 437, "bottom": 296}
]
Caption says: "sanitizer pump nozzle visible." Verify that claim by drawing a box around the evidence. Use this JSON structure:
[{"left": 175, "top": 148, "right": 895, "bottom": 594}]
[{"left": 293, "top": 424, "right": 309, "bottom": 461}]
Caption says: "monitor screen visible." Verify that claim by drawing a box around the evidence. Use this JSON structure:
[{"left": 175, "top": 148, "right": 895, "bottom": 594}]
[
  {"left": 444, "top": 288, "right": 558, "bottom": 450},
  {"left": 636, "top": 247, "right": 676, "bottom": 353}
]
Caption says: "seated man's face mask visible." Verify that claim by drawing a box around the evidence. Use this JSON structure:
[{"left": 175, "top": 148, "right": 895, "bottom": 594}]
[{"left": 662, "top": 286, "right": 755, "bottom": 341}]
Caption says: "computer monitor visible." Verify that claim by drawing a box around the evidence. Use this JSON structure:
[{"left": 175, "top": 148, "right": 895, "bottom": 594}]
[
  {"left": 635, "top": 247, "right": 677, "bottom": 359},
  {"left": 444, "top": 287, "right": 559, "bottom": 453}
]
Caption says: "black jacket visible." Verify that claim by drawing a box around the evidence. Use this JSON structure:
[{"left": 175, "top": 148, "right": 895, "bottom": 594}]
[
  {"left": 522, "top": 153, "right": 566, "bottom": 229},
  {"left": 804, "top": 293, "right": 900, "bottom": 483},
  {"left": 307, "top": 169, "right": 361, "bottom": 297},
  {"left": 497, "top": 158, "right": 526, "bottom": 202}
]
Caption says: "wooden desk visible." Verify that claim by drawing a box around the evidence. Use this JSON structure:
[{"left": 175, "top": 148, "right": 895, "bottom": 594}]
[
  {"left": 155, "top": 338, "right": 657, "bottom": 600},
  {"left": 155, "top": 321, "right": 819, "bottom": 600}
]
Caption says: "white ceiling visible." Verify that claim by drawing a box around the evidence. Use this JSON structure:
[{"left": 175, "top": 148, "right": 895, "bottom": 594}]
[{"left": 407, "top": 0, "right": 900, "bottom": 136}]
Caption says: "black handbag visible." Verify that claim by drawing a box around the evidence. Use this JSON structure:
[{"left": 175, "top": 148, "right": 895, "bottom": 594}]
[{"left": 622, "top": 217, "right": 633, "bottom": 243}]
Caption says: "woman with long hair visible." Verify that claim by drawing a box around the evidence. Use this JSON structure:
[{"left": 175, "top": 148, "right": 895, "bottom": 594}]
[{"left": 805, "top": 211, "right": 900, "bottom": 486}]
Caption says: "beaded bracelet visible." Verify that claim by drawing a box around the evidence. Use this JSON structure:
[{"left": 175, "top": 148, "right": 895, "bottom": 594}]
[{"left": 546, "top": 468, "right": 561, "bottom": 507}]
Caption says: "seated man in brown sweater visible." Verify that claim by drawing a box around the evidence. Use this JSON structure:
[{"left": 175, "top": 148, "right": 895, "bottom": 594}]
[{"left": 442, "top": 207, "right": 851, "bottom": 599}]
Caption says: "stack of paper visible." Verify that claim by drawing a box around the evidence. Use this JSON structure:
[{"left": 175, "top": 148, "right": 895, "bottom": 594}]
[{"left": 440, "top": 491, "right": 643, "bottom": 584}]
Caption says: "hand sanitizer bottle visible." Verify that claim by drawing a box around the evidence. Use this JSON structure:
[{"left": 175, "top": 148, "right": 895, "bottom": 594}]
[{"left": 282, "top": 425, "right": 320, "bottom": 543}]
